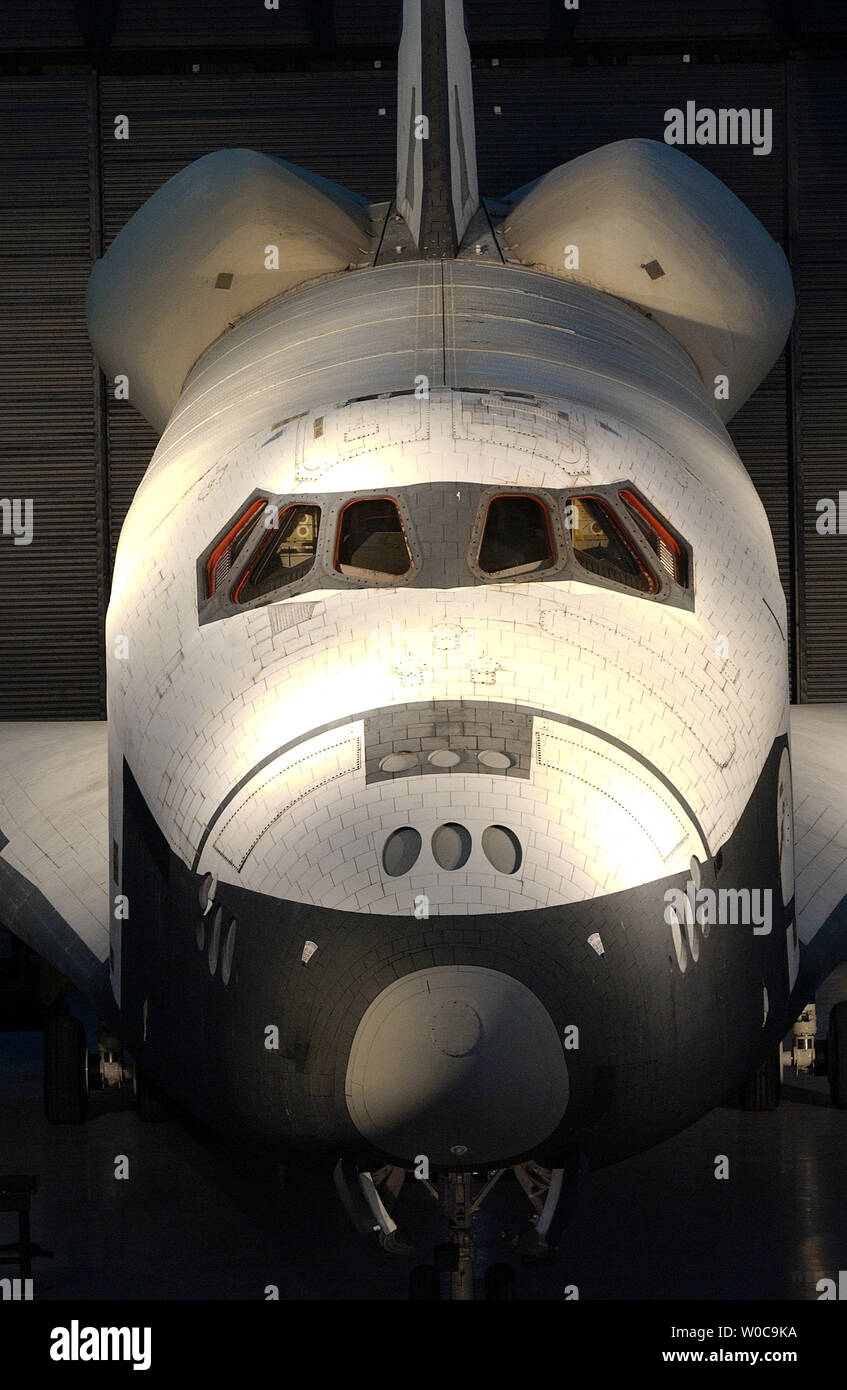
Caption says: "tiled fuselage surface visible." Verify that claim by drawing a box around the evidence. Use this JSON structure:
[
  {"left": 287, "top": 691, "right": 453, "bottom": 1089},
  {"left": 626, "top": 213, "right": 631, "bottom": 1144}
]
[{"left": 107, "top": 262, "right": 798, "bottom": 1171}]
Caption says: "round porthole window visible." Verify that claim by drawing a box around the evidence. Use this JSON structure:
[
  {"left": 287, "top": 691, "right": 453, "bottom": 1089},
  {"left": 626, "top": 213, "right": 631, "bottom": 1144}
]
[
  {"left": 221, "top": 920, "right": 237, "bottom": 986},
  {"left": 383, "top": 826, "right": 422, "bottom": 877},
  {"left": 690, "top": 856, "right": 709, "bottom": 938},
  {"left": 208, "top": 907, "right": 222, "bottom": 975},
  {"left": 669, "top": 905, "right": 688, "bottom": 973},
  {"left": 428, "top": 748, "right": 461, "bottom": 768},
  {"left": 431, "top": 823, "right": 472, "bottom": 871},
  {"left": 478, "top": 750, "right": 512, "bottom": 770},
  {"left": 683, "top": 888, "right": 699, "bottom": 962},
  {"left": 380, "top": 751, "right": 418, "bottom": 773},
  {"left": 481, "top": 825, "right": 522, "bottom": 875}
]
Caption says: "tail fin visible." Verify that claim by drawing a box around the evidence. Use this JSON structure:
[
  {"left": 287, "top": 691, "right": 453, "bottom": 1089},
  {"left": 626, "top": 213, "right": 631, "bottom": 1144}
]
[{"left": 395, "top": 0, "right": 479, "bottom": 256}]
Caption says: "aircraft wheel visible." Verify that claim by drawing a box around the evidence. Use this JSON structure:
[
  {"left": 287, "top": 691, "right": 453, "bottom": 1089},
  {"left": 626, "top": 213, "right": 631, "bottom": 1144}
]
[
  {"left": 134, "top": 1069, "right": 174, "bottom": 1122},
  {"left": 827, "top": 1001, "right": 847, "bottom": 1108},
  {"left": 740, "top": 1047, "right": 781, "bottom": 1110},
  {"left": 44, "top": 1014, "right": 88, "bottom": 1123},
  {"left": 485, "top": 1262, "right": 516, "bottom": 1300},
  {"left": 409, "top": 1264, "right": 441, "bottom": 1300}
]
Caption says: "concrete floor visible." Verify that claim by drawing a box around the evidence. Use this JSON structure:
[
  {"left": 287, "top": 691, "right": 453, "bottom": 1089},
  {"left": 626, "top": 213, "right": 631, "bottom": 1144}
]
[{"left": 2, "top": 967, "right": 846, "bottom": 1302}]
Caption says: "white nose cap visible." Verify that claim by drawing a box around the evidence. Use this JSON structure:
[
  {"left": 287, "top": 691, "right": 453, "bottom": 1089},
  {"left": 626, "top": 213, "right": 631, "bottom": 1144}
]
[{"left": 345, "top": 965, "right": 569, "bottom": 1165}]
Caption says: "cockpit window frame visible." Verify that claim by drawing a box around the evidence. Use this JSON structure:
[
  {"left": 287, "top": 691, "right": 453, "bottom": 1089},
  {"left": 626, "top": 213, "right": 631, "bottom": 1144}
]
[
  {"left": 567, "top": 492, "right": 661, "bottom": 596},
  {"left": 333, "top": 494, "right": 415, "bottom": 583},
  {"left": 197, "top": 486, "right": 422, "bottom": 624},
  {"left": 617, "top": 484, "right": 690, "bottom": 590},
  {"left": 204, "top": 495, "right": 269, "bottom": 598},
  {"left": 468, "top": 486, "right": 565, "bottom": 583},
  {"left": 197, "top": 479, "right": 693, "bottom": 627},
  {"left": 232, "top": 500, "right": 324, "bottom": 604}
]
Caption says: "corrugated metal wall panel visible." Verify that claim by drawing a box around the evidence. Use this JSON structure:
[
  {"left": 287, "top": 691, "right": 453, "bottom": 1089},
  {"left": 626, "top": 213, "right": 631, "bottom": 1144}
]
[
  {"left": 104, "top": 405, "right": 158, "bottom": 569},
  {"left": 792, "top": 1, "right": 847, "bottom": 35},
  {"left": 568, "top": 1, "right": 779, "bottom": 41},
  {"left": 98, "top": 72, "right": 398, "bottom": 243},
  {"left": 472, "top": 67, "right": 786, "bottom": 236},
  {"left": 0, "top": 1, "right": 84, "bottom": 48},
  {"left": 728, "top": 354, "right": 792, "bottom": 603},
  {"left": 330, "top": 0, "right": 847, "bottom": 48},
  {"left": 791, "top": 63, "right": 847, "bottom": 700},
  {"left": 111, "top": 0, "right": 314, "bottom": 49},
  {"left": 792, "top": 271, "right": 847, "bottom": 699},
  {"left": 2, "top": 1, "right": 846, "bottom": 60},
  {"left": 465, "top": 2, "right": 552, "bottom": 44},
  {"left": 332, "top": 2, "right": 398, "bottom": 46},
  {"left": 0, "top": 77, "right": 106, "bottom": 718}
]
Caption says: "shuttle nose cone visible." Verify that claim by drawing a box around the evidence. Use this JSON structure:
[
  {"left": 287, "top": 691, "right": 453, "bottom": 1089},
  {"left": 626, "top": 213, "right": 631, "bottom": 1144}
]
[{"left": 345, "top": 966, "right": 569, "bottom": 1165}]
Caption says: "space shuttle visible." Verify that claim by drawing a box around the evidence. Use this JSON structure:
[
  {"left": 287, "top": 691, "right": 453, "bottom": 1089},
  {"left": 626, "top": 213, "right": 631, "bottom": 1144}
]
[{"left": 4, "top": 0, "right": 847, "bottom": 1299}]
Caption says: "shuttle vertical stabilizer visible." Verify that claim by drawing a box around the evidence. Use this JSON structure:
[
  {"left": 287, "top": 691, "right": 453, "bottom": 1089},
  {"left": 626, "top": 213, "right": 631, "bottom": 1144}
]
[{"left": 396, "top": 0, "right": 479, "bottom": 255}]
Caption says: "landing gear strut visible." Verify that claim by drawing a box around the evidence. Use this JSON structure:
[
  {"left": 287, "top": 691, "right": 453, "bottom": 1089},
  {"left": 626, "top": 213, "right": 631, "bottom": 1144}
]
[
  {"left": 332, "top": 1158, "right": 414, "bottom": 1253},
  {"left": 439, "top": 1170, "right": 476, "bottom": 1300},
  {"left": 335, "top": 1156, "right": 573, "bottom": 1300},
  {"left": 411, "top": 1169, "right": 508, "bottom": 1300},
  {"left": 417, "top": 1166, "right": 567, "bottom": 1298}
]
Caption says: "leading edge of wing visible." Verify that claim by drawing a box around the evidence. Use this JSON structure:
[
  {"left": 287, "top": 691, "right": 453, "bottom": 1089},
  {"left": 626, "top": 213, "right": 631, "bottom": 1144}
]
[
  {"left": 791, "top": 703, "right": 847, "bottom": 992},
  {"left": 0, "top": 721, "right": 112, "bottom": 1014}
]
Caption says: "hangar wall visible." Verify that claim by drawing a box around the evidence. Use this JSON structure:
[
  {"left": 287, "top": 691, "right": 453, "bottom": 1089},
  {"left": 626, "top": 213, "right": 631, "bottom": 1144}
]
[{"left": 0, "top": 6, "right": 845, "bottom": 713}]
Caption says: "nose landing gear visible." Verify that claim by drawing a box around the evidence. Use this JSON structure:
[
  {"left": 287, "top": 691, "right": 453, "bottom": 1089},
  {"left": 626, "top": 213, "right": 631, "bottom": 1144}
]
[
  {"left": 336, "top": 1157, "right": 574, "bottom": 1299},
  {"left": 413, "top": 1166, "right": 567, "bottom": 1299},
  {"left": 408, "top": 1169, "right": 509, "bottom": 1300}
]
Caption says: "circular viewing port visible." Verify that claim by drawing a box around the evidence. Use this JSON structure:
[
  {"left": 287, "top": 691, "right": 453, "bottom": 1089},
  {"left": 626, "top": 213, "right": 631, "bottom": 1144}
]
[
  {"left": 379, "top": 751, "right": 418, "bottom": 772},
  {"left": 669, "top": 905, "right": 688, "bottom": 973},
  {"left": 478, "top": 749, "right": 512, "bottom": 770},
  {"left": 208, "top": 907, "right": 222, "bottom": 974},
  {"left": 481, "top": 825, "right": 522, "bottom": 875},
  {"left": 428, "top": 748, "right": 461, "bottom": 768},
  {"left": 383, "top": 826, "right": 422, "bottom": 877},
  {"left": 221, "top": 920, "right": 237, "bottom": 985},
  {"left": 431, "top": 823, "right": 472, "bottom": 871}
]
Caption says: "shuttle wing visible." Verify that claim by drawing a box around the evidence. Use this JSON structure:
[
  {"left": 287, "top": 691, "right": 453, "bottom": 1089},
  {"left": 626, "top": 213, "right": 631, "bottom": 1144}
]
[
  {"left": 0, "top": 722, "right": 113, "bottom": 1015},
  {"left": 791, "top": 704, "right": 847, "bottom": 992}
]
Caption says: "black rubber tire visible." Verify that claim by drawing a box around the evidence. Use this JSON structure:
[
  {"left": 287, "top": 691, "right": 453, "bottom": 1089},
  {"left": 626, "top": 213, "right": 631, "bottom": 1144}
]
[
  {"left": 827, "top": 1001, "right": 847, "bottom": 1108},
  {"left": 134, "top": 1070, "right": 174, "bottom": 1122},
  {"left": 485, "top": 1262, "right": 516, "bottom": 1300},
  {"left": 44, "top": 1014, "right": 87, "bottom": 1123},
  {"left": 409, "top": 1264, "right": 441, "bottom": 1300},
  {"left": 740, "top": 1047, "right": 781, "bottom": 1110}
]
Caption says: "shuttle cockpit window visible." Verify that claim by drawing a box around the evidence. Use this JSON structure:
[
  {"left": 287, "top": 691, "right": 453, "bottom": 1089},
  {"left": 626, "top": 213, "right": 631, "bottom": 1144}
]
[
  {"left": 619, "top": 488, "right": 689, "bottom": 589},
  {"left": 568, "top": 495, "right": 659, "bottom": 594},
  {"left": 204, "top": 497, "right": 268, "bottom": 598},
  {"left": 234, "top": 503, "right": 321, "bottom": 604},
  {"left": 478, "top": 494, "right": 555, "bottom": 577},
  {"left": 197, "top": 478, "right": 692, "bottom": 626},
  {"left": 335, "top": 497, "right": 412, "bottom": 578}
]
